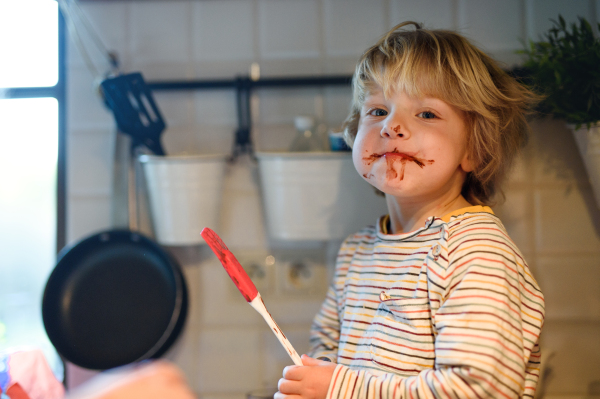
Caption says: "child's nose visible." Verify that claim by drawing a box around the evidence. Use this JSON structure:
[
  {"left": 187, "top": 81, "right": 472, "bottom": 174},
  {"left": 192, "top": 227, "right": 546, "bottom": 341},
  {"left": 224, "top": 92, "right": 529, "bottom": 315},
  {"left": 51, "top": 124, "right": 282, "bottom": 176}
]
[{"left": 380, "top": 120, "right": 407, "bottom": 139}]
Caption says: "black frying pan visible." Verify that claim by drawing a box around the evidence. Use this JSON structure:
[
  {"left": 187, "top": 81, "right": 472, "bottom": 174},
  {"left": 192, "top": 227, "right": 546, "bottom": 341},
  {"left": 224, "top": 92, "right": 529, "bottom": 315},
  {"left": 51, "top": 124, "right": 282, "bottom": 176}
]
[{"left": 42, "top": 229, "right": 187, "bottom": 370}]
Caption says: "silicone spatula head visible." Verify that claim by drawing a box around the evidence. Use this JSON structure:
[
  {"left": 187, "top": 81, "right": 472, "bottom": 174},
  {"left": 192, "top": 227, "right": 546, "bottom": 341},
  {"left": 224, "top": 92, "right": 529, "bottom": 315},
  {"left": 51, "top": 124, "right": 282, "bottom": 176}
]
[{"left": 200, "top": 227, "right": 259, "bottom": 302}]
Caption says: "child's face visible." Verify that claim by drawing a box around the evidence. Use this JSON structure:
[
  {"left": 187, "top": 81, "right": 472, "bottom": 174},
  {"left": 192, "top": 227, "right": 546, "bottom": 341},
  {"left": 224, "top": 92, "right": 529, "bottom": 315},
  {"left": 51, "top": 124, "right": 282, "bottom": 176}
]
[{"left": 353, "top": 87, "right": 473, "bottom": 203}]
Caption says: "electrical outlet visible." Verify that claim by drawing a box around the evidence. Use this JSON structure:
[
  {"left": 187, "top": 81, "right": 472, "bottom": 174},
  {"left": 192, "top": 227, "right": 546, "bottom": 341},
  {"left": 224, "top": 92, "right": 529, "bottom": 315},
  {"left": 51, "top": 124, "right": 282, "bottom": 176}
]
[
  {"left": 227, "top": 252, "right": 276, "bottom": 298},
  {"left": 277, "top": 259, "right": 327, "bottom": 296}
]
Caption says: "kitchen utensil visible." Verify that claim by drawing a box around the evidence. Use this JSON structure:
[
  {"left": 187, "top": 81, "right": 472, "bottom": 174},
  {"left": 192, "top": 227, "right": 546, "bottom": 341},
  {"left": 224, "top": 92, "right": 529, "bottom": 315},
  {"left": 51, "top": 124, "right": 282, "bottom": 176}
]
[
  {"left": 42, "top": 134, "right": 187, "bottom": 370},
  {"left": 200, "top": 227, "right": 303, "bottom": 366},
  {"left": 100, "top": 72, "right": 166, "bottom": 155}
]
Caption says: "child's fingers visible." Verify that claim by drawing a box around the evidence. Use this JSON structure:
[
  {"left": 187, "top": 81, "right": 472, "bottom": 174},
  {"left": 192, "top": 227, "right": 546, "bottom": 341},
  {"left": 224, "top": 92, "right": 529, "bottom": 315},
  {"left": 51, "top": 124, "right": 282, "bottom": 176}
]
[
  {"left": 274, "top": 392, "right": 302, "bottom": 399},
  {"left": 282, "top": 365, "right": 304, "bottom": 380},
  {"left": 277, "top": 378, "right": 301, "bottom": 395},
  {"left": 300, "top": 355, "right": 321, "bottom": 367}
]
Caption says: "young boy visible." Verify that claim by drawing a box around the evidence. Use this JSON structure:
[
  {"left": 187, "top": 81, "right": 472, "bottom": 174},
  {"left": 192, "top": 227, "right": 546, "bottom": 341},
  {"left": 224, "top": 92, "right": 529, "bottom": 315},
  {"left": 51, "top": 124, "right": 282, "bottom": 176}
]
[{"left": 276, "top": 22, "right": 545, "bottom": 399}]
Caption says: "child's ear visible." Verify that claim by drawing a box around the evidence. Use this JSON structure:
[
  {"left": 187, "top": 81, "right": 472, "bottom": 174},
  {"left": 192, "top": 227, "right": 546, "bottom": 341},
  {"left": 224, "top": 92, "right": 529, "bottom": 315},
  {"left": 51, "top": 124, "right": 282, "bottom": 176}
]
[{"left": 460, "top": 154, "right": 475, "bottom": 173}]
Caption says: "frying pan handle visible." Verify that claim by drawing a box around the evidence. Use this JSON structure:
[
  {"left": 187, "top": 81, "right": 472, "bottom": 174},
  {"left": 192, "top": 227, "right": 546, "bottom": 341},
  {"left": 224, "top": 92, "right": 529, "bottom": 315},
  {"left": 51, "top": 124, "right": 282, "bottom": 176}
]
[
  {"left": 112, "top": 131, "right": 130, "bottom": 229},
  {"left": 111, "top": 131, "right": 142, "bottom": 231}
]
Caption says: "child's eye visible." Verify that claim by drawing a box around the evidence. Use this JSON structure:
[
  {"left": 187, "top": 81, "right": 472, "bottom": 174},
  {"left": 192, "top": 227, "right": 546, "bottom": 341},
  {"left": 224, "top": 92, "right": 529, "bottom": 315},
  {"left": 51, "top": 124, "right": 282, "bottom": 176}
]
[
  {"left": 368, "top": 108, "right": 388, "bottom": 117},
  {"left": 418, "top": 111, "right": 437, "bottom": 119}
]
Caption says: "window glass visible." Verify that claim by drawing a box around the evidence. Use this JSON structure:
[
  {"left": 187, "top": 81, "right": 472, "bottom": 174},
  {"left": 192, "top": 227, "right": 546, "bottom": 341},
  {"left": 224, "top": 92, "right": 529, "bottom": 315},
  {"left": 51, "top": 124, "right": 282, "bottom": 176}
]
[
  {"left": 0, "top": 0, "right": 59, "bottom": 88},
  {"left": 0, "top": 97, "right": 62, "bottom": 376}
]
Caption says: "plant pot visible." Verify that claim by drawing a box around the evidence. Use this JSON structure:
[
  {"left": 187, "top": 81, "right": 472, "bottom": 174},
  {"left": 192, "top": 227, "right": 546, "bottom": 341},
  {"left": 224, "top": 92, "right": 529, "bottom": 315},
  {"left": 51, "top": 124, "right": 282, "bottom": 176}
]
[{"left": 570, "top": 122, "right": 600, "bottom": 210}]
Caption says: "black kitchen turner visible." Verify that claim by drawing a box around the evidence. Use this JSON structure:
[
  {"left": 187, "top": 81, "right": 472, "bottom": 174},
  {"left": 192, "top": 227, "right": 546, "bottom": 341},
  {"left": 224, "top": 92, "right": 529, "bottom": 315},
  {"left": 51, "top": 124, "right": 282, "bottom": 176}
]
[{"left": 101, "top": 72, "right": 166, "bottom": 155}]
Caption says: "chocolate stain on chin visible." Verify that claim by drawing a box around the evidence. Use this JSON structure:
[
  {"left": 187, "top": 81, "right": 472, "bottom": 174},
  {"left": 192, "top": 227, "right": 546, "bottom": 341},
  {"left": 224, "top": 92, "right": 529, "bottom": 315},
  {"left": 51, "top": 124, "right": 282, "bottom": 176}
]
[{"left": 362, "top": 149, "right": 434, "bottom": 181}]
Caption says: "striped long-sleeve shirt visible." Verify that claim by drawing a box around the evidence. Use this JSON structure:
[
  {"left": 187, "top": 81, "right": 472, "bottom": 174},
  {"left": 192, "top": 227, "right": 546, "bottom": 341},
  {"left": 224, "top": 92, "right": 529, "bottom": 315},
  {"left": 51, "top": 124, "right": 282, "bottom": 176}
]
[{"left": 308, "top": 206, "right": 545, "bottom": 399}]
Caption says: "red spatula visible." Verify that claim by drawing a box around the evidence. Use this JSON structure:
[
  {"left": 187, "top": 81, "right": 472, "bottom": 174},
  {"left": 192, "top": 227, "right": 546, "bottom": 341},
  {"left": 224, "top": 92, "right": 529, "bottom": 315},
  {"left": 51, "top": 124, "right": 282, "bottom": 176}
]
[{"left": 200, "top": 227, "right": 303, "bottom": 366}]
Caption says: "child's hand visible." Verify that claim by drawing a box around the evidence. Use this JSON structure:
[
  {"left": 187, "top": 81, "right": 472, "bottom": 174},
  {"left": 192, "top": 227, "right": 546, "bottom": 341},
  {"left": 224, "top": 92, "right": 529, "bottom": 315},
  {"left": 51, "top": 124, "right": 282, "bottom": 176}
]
[{"left": 275, "top": 354, "right": 336, "bottom": 399}]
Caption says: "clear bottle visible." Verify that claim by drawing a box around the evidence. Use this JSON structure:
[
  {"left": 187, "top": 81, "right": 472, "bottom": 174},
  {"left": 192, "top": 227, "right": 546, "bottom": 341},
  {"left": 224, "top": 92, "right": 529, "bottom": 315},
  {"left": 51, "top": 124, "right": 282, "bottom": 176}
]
[{"left": 288, "top": 116, "right": 324, "bottom": 152}]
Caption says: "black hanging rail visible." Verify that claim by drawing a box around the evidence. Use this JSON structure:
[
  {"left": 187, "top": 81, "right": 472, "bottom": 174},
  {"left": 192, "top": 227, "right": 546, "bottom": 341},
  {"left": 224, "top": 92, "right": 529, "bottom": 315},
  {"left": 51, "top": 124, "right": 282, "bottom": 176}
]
[{"left": 146, "top": 74, "right": 353, "bottom": 157}]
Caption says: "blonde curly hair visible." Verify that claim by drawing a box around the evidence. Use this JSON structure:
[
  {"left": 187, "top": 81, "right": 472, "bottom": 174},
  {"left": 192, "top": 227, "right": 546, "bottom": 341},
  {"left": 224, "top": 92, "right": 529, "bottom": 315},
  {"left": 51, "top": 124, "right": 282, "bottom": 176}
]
[{"left": 343, "top": 21, "right": 539, "bottom": 205}]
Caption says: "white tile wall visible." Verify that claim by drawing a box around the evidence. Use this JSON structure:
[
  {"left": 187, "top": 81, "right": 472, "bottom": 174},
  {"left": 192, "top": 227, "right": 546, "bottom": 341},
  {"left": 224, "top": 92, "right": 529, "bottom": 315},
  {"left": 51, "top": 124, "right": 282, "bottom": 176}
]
[
  {"left": 540, "top": 321, "right": 600, "bottom": 395},
  {"left": 462, "top": 0, "right": 524, "bottom": 52},
  {"left": 390, "top": 0, "right": 455, "bottom": 30},
  {"left": 67, "top": 129, "right": 113, "bottom": 195},
  {"left": 64, "top": 1, "right": 600, "bottom": 397},
  {"left": 192, "top": 1, "right": 256, "bottom": 62},
  {"left": 66, "top": 2, "right": 129, "bottom": 73},
  {"left": 259, "top": 0, "right": 321, "bottom": 59},
  {"left": 536, "top": 255, "right": 600, "bottom": 321},
  {"left": 323, "top": 0, "right": 388, "bottom": 57}
]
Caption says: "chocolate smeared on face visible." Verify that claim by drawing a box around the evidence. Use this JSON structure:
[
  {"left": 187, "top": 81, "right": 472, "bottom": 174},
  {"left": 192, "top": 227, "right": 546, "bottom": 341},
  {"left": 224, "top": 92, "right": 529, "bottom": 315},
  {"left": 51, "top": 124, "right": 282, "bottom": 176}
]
[{"left": 362, "top": 148, "right": 434, "bottom": 181}]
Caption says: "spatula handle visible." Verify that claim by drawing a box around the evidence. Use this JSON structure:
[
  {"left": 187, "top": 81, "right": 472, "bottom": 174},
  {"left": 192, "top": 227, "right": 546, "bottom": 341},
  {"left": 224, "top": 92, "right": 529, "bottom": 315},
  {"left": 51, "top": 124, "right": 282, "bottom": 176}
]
[{"left": 250, "top": 294, "right": 303, "bottom": 366}]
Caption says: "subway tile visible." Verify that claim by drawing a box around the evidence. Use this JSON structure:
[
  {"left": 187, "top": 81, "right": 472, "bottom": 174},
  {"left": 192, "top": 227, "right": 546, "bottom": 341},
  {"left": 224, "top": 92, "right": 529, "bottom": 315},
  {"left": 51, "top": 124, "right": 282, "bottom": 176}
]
[
  {"left": 494, "top": 188, "right": 533, "bottom": 254},
  {"left": 484, "top": 49, "right": 526, "bottom": 68},
  {"left": 266, "top": 296, "right": 324, "bottom": 326},
  {"left": 181, "top": 263, "right": 203, "bottom": 328},
  {"left": 534, "top": 186, "right": 600, "bottom": 254},
  {"left": 67, "top": 66, "right": 114, "bottom": 130},
  {"left": 66, "top": 195, "right": 111, "bottom": 244},
  {"left": 160, "top": 125, "right": 203, "bottom": 156},
  {"left": 66, "top": 2, "right": 129, "bottom": 71},
  {"left": 506, "top": 148, "right": 531, "bottom": 186},
  {"left": 192, "top": 60, "right": 256, "bottom": 79},
  {"left": 536, "top": 255, "right": 600, "bottom": 321},
  {"left": 193, "top": 90, "right": 238, "bottom": 127},
  {"left": 261, "top": 326, "right": 312, "bottom": 388},
  {"left": 192, "top": 1, "right": 255, "bottom": 61},
  {"left": 152, "top": 91, "right": 194, "bottom": 128},
  {"left": 531, "top": 118, "right": 590, "bottom": 185},
  {"left": 68, "top": 129, "right": 113, "bottom": 196},
  {"left": 219, "top": 156, "right": 269, "bottom": 250},
  {"left": 322, "top": 86, "right": 353, "bottom": 129},
  {"left": 540, "top": 321, "right": 600, "bottom": 396},
  {"left": 461, "top": 0, "right": 523, "bottom": 52},
  {"left": 323, "top": 0, "right": 387, "bottom": 57},
  {"left": 531, "top": 0, "right": 592, "bottom": 39},
  {"left": 199, "top": 258, "right": 264, "bottom": 327},
  {"left": 390, "top": 0, "right": 455, "bottom": 30},
  {"left": 159, "top": 124, "right": 235, "bottom": 156},
  {"left": 257, "top": 59, "right": 324, "bottom": 77},
  {"left": 258, "top": 0, "right": 320, "bottom": 59},
  {"left": 126, "top": 62, "right": 192, "bottom": 81},
  {"left": 253, "top": 125, "right": 297, "bottom": 152},
  {"left": 195, "top": 125, "right": 236, "bottom": 155},
  {"left": 128, "top": 1, "right": 191, "bottom": 65},
  {"left": 256, "top": 87, "right": 322, "bottom": 125},
  {"left": 322, "top": 57, "right": 359, "bottom": 76},
  {"left": 196, "top": 327, "right": 262, "bottom": 393}
]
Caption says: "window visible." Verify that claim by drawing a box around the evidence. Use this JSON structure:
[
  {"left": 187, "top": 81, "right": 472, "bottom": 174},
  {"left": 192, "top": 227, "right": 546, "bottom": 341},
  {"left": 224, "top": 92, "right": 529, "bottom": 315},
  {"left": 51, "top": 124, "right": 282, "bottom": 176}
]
[{"left": 0, "top": 0, "right": 65, "bottom": 379}]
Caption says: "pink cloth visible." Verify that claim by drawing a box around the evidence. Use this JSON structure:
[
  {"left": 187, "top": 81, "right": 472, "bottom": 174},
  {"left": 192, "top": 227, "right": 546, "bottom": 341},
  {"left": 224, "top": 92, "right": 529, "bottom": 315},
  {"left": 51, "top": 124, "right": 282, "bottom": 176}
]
[{"left": 1, "top": 350, "right": 64, "bottom": 399}]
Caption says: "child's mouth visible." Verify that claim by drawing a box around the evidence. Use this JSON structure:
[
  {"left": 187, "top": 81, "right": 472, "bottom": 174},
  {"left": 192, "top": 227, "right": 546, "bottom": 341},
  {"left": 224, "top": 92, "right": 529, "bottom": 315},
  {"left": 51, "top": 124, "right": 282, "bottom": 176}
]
[{"left": 362, "top": 149, "right": 434, "bottom": 180}]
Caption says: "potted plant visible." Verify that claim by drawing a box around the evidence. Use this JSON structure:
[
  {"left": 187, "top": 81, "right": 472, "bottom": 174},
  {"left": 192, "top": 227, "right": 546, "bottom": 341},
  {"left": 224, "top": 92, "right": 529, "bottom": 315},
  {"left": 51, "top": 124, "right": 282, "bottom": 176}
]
[{"left": 520, "top": 15, "right": 600, "bottom": 208}]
